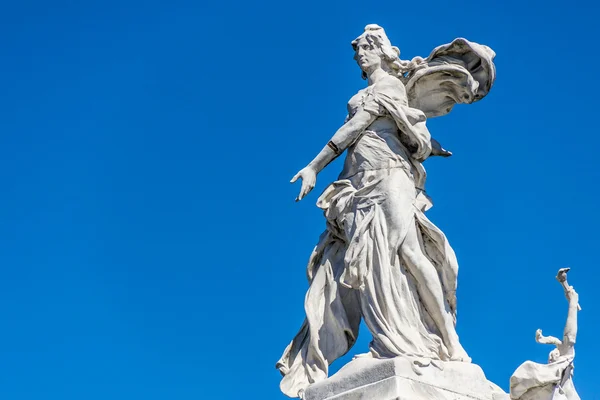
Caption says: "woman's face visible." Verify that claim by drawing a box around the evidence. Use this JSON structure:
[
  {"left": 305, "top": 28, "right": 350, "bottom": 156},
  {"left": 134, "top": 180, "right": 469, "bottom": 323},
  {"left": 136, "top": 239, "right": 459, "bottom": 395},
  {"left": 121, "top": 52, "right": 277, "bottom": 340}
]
[{"left": 354, "top": 37, "right": 381, "bottom": 73}]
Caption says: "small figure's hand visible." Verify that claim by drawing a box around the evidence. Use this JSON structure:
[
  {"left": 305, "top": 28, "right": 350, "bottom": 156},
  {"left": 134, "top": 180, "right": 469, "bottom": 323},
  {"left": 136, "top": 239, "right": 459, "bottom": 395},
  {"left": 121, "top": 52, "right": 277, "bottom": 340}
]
[
  {"left": 535, "top": 329, "right": 543, "bottom": 341},
  {"left": 291, "top": 166, "right": 317, "bottom": 202}
]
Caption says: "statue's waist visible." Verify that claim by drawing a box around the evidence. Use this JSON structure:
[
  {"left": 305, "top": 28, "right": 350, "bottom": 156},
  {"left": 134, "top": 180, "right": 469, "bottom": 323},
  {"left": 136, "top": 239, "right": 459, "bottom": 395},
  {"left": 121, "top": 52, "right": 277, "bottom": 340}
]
[{"left": 340, "top": 129, "right": 412, "bottom": 178}]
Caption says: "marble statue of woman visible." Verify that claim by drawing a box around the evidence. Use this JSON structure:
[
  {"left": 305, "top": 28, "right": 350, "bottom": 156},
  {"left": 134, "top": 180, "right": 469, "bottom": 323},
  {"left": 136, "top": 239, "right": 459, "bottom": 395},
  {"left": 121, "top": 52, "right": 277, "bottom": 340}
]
[
  {"left": 510, "top": 270, "right": 581, "bottom": 400},
  {"left": 276, "top": 24, "right": 496, "bottom": 398}
]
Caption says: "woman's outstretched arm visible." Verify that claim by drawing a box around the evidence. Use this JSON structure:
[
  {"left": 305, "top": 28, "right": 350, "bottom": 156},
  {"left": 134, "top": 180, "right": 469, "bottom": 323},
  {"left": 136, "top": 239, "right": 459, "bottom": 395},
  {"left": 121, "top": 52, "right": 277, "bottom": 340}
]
[{"left": 291, "top": 109, "right": 376, "bottom": 201}]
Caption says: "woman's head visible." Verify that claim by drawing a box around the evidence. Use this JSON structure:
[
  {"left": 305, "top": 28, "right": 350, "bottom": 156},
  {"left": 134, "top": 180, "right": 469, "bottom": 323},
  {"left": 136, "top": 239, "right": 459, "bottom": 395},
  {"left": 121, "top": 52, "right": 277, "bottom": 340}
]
[
  {"left": 352, "top": 24, "right": 401, "bottom": 79},
  {"left": 351, "top": 24, "right": 425, "bottom": 81}
]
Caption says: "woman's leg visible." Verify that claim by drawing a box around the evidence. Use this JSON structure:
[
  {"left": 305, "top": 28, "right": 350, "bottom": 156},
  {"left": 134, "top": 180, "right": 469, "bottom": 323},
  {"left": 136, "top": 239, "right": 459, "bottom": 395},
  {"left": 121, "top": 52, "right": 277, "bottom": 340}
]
[{"left": 399, "top": 221, "right": 469, "bottom": 361}]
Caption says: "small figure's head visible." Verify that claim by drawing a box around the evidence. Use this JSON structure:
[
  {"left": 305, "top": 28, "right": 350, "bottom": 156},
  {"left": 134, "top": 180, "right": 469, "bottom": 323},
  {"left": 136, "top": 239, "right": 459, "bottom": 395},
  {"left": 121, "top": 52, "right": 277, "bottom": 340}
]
[
  {"left": 351, "top": 24, "right": 401, "bottom": 79},
  {"left": 548, "top": 348, "right": 561, "bottom": 363}
]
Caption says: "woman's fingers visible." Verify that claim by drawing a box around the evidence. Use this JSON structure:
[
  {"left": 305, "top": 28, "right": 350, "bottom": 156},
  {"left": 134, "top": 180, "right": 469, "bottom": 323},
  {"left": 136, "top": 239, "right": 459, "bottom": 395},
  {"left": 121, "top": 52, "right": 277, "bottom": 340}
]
[
  {"left": 303, "top": 183, "right": 314, "bottom": 197},
  {"left": 291, "top": 169, "right": 315, "bottom": 201},
  {"left": 300, "top": 186, "right": 308, "bottom": 200},
  {"left": 298, "top": 183, "right": 311, "bottom": 201}
]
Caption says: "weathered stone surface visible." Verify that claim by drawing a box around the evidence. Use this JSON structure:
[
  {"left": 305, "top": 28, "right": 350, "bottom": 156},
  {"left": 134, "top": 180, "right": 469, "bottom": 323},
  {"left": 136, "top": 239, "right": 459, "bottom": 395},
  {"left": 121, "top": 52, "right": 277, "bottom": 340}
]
[{"left": 304, "top": 357, "right": 507, "bottom": 400}]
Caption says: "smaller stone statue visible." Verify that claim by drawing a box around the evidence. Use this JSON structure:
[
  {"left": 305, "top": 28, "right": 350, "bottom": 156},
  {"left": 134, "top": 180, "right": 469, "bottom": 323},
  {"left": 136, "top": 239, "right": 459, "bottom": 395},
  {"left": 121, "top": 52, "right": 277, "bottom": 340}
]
[{"left": 509, "top": 268, "right": 581, "bottom": 400}]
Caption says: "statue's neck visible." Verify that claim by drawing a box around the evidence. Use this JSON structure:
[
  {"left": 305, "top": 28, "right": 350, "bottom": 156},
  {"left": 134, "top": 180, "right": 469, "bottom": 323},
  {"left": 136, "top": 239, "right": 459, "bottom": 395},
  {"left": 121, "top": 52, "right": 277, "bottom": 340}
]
[{"left": 367, "top": 68, "right": 388, "bottom": 86}]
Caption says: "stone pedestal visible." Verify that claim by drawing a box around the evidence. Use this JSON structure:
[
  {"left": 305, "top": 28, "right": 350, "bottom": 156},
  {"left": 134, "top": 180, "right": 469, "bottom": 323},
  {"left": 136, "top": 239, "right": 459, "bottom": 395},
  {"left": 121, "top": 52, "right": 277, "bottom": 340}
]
[{"left": 304, "top": 357, "right": 509, "bottom": 400}]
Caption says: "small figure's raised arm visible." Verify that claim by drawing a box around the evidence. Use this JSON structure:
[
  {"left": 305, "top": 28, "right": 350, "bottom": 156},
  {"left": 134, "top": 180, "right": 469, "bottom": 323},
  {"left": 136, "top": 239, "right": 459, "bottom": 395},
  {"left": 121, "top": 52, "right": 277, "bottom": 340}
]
[
  {"left": 554, "top": 268, "right": 580, "bottom": 351},
  {"left": 291, "top": 109, "right": 377, "bottom": 201},
  {"left": 562, "top": 286, "right": 579, "bottom": 348},
  {"left": 535, "top": 329, "right": 562, "bottom": 346}
]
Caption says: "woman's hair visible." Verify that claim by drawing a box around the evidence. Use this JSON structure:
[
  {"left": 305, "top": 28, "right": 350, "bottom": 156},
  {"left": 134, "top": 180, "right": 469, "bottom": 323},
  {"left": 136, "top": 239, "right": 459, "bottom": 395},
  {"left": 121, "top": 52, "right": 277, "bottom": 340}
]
[{"left": 351, "top": 24, "right": 425, "bottom": 82}]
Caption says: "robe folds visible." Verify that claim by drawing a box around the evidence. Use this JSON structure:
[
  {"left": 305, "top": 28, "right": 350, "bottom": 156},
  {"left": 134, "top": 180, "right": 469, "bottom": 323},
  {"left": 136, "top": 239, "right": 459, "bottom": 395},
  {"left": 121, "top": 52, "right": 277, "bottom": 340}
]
[{"left": 277, "top": 39, "right": 496, "bottom": 398}]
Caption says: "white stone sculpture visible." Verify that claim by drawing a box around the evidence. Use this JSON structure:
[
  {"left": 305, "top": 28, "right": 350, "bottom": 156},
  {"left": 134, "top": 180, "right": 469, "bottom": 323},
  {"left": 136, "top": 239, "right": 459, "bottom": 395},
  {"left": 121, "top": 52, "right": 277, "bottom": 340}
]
[
  {"left": 509, "top": 269, "right": 581, "bottom": 400},
  {"left": 277, "top": 24, "right": 497, "bottom": 398}
]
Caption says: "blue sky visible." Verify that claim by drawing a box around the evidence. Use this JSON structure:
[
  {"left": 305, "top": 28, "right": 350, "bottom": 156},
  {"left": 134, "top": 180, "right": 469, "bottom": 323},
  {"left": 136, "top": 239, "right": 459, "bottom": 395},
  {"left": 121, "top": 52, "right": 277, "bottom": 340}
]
[{"left": 1, "top": 0, "right": 599, "bottom": 398}]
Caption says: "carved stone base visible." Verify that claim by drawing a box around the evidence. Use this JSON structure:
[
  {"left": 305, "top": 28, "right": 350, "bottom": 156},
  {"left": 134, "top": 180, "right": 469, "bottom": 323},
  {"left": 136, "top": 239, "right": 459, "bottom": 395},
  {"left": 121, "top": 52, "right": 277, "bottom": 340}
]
[{"left": 303, "top": 357, "right": 509, "bottom": 400}]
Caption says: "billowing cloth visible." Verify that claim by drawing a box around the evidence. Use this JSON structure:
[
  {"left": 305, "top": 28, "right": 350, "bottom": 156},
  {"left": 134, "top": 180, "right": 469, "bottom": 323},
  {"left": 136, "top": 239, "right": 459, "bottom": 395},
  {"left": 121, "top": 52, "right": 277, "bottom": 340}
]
[
  {"left": 510, "top": 358, "right": 580, "bottom": 400},
  {"left": 405, "top": 38, "right": 496, "bottom": 118},
  {"left": 276, "top": 74, "right": 460, "bottom": 398}
]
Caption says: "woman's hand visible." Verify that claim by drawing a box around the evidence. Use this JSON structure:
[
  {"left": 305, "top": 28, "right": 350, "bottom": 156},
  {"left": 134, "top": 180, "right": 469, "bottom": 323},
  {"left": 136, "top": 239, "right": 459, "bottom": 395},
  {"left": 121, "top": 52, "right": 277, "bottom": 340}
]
[
  {"left": 430, "top": 138, "right": 453, "bottom": 158},
  {"left": 291, "top": 166, "right": 317, "bottom": 202}
]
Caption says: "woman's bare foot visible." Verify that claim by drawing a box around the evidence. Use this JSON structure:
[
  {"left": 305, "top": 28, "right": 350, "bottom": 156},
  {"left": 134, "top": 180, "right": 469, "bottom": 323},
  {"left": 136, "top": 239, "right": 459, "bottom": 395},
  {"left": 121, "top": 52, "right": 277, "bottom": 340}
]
[{"left": 448, "top": 342, "right": 471, "bottom": 363}]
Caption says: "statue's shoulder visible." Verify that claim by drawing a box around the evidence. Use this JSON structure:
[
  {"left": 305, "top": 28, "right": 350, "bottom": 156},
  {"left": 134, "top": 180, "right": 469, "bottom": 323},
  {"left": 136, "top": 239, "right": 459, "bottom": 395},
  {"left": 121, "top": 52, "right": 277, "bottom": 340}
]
[
  {"left": 378, "top": 74, "right": 403, "bottom": 87},
  {"left": 373, "top": 74, "right": 406, "bottom": 99}
]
